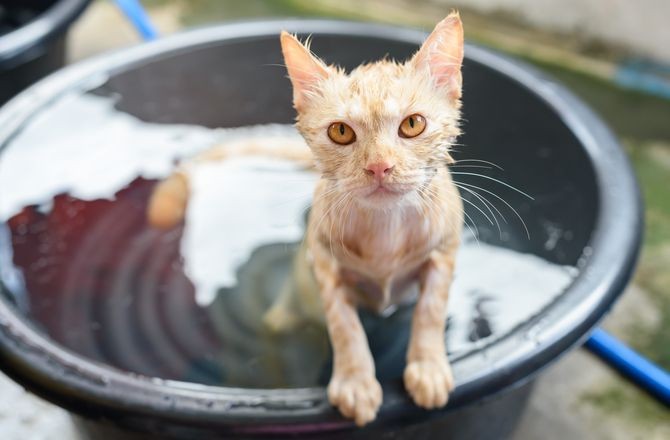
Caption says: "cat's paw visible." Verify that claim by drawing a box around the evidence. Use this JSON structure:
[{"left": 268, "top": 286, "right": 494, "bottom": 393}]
[
  {"left": 404, "top": 357, "right": 454, "bottom": 409},
  {"left": 328, "top": 372, "right": 382, "bottom": 426}
]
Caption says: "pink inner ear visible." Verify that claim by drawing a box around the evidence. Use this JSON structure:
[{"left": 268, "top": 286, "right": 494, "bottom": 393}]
[
  {"left": 429, "top": 46, "right": 463, "bottom": 96},
  {"left": 280, "top": 32, "right": 330, "bottom": 110},
  {"left": 414, "top": 14, "right": 464, "bottom": 98},
  {"left": 430, "top": 53, "right": 460, "bottom": 85}
]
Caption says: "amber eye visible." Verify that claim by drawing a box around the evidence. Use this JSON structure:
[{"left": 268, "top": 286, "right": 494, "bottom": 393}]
[
  {"left": 399, "top": 114, "right": 426, "bottom": 138},
  {"left": 327, "top": 122, "right": 356, "bottom": 145}
]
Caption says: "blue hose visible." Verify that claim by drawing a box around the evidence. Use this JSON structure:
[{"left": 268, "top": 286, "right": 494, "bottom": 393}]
[
  {"left": 585, "top": 328, "right": 670, "bottom": 406},
  {"left": 113, "top": 0, "right": 159, "bottom": 41},
  {"left": 615, "top": 59, "right": 670, "bottom": 100},
  {"left": 110, "top": 0, "right": 670, "bottom": 410}
]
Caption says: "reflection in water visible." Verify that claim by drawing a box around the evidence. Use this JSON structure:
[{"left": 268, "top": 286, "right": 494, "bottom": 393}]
[{"left": 0, "top": 93, "right": 577, "bottom": 388}]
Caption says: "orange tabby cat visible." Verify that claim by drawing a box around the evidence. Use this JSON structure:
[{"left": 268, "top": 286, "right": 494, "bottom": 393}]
[{"left": 148, "top": 12, "right": 464, "bottom": 426}]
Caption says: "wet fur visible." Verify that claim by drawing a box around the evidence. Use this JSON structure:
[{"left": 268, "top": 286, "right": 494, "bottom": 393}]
[{"left": 147, "top": 12, "right": 465, "bottom": 427}]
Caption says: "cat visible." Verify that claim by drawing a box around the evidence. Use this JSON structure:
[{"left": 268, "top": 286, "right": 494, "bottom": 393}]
[{"left": 147, "top": 12, "right": 464, "bottom": 427}]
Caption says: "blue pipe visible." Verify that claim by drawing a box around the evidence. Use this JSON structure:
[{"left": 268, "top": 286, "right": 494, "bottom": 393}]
[
  {"left": 113, "top": 0, "right": 159, "bottom": 41},
  {"left": 615, "top": 59, "right": 670, "bottom": 100},
  {"left": 110, "top": 0, "right": 670, "bottom": 410},
  {"left": 585, "top": 328, "right": 670, "bottom": 406}
]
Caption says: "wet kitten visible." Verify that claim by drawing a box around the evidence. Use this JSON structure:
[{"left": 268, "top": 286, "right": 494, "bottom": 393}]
[{"left": 148, "top": 12, "right": 464, "bottom": 426}]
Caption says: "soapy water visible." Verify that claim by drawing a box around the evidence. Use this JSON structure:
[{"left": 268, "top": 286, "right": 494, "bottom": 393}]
[{"left": 0, "top": 93, "right": 577, "bottom": 387}]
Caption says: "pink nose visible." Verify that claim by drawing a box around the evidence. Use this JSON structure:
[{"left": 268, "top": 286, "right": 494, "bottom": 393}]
[{"left": 364, "top": 162, "right": 395, "bottom": 180}]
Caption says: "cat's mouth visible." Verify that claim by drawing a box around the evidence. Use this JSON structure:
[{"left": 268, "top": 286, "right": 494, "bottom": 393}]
[
  {"left": 351, "top": 181, "right": 420, "bottom": 209},
  {"left": 364, "top": 183, "right": 411, "bottom": 199},
  {"left": 370, "top": 186, "right": 396, "bottom": 196}
]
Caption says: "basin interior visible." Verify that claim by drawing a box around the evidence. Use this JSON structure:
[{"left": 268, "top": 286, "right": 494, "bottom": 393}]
[
  {"left": 0, "top": 33, "right": 597, "bottom": 389},
  {"left": 0, "top": 1, "right": 54, "bottom": 36}
]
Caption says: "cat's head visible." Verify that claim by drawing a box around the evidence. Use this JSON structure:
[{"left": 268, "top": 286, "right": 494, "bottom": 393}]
[{"left": 281, "top": 13, "right": 463, "bottom": 210}]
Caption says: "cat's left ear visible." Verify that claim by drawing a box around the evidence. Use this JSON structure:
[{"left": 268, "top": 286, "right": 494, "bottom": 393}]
[
  {"left": 412, "top": 12, "right": 464, "bottom": 100},
  {"left": 280, "top": 31, "right": 331, "bottom": 111}
]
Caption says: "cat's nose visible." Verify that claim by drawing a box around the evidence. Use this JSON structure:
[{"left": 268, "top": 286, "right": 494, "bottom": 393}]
[{"left": 364, "top": 162, "right": 395, "bottom": 180}]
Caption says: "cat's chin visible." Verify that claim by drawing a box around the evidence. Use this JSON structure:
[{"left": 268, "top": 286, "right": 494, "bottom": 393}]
[{"left": 354, "top": 185, "right": 416, "bottom": 210}]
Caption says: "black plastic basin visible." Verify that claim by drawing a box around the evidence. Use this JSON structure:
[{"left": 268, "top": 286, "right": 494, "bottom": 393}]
[
  {"left": 0, "top": 20, "right": 642, "bottom": 439},
  {"left": 0, "top": 0, "right": 90, "bottom": 104}
]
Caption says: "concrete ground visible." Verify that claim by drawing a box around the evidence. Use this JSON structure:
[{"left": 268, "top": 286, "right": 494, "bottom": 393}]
[{"left": 1, "top": 1, "right": 668, "bottom": 439}]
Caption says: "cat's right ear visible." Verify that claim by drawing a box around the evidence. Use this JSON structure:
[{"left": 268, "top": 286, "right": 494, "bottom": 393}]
[{"left": 280, "top": 31, "right": 330, "bottom": 111}]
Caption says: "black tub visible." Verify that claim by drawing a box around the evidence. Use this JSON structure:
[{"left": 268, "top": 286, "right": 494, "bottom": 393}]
[
  {"left": 0, "top": 20, "right": 641, "bottom": 439},
  {"left": 0, "top": 0, "right": 91, "bottom": 104}
]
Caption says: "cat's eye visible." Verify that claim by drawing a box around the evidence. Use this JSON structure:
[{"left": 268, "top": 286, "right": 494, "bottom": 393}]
[
  {"left": 399, "top": 114, "right": 426, "bottom": 138},
  {"left": 327, "top": 122, "right": 356, "bottom": 145}
]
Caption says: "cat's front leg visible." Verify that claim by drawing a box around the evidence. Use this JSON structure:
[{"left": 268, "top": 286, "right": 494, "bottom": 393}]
[
  {"left": 323, "top": 286, "right": 382, "bottom": 426},
  {"left": 404, "top": 249, "right": 457, "bottom": 409},
  {"left": 310, "top": 240, "right": 382, "bottom": 426}
]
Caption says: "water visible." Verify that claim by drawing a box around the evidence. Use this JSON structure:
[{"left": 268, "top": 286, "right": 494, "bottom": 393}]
[{"left": 0, "top": 93, "right": 577, "bottom": 388}]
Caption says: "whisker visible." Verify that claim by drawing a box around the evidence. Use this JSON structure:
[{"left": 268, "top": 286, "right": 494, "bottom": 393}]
[
  {"left": 449, "top": 164, "right": 493, "bottom": 170},
  {"left": 454, "top": 182, "right": 508, "bottom": 225},
  {"left": 339, "top": 194, "right": 354, "bottom": 259},
  {"left": 420, "top": 184, "right": 468, "bottom": 243},
  {"left": 328, "top": 193, "right": 350, "bottom": 257},
  {"left": 276, "top": 183, "right": 338, "bottom": 213},
  {"left": 454, "top": 159, "right": 504, "bottom": 171},
  {"left": 459, "top": 194, "right": 494, "bottom": 226},
  {"left": 454, "top": 183, "right": 502, "bottom": 238},
  {"left": 457, "top": 181, "right": 531, "bottom": 240},
  {"left": 297, "top": 185, "right": 344, "bottom": 218},
  {"left": 461, "top": 209, "right": 481, "bottom": 246},
  {"left": 450, "top": 172, "right": 534, "bottom": 200},
  {"left": 417, "top": 187, "right": 450, "bottom": 239},
  {"left": 310, "top": 186, "right": 346, "bottom": 244},
  {"left": 418, "top": 186, "right": 442, "bottom": 219}
]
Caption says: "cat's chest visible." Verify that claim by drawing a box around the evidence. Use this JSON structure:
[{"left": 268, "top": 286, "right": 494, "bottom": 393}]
[{"left": 338, "top": 208, "right": 437, "bottom": 278}]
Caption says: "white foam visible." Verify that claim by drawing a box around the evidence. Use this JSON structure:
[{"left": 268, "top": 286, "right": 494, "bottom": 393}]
[
  {"left": 183, "top": 157, "right": 317, "bottom": 305},
  {"left": 448, "top": 239, "right": 575, "bottom": 353},
  {"left": 0, "top": 93, "right": 297, "bottom": 220}
]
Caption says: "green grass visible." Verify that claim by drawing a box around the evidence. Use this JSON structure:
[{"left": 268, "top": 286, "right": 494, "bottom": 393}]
[
  {"left": 628, "top": 143, "right": 670, "bottom": 246},
  {"left": 631, "top": 250, "right": 670, "bottom": 372},
  {"left": 582, "top": 383, "right": 670, "bottom": 431},
  {"left": 623, "top": 141, "right": 670, "bottom": 370},
  {"left": 142, "top": 0, "right": 329, "bottom": 25}
]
